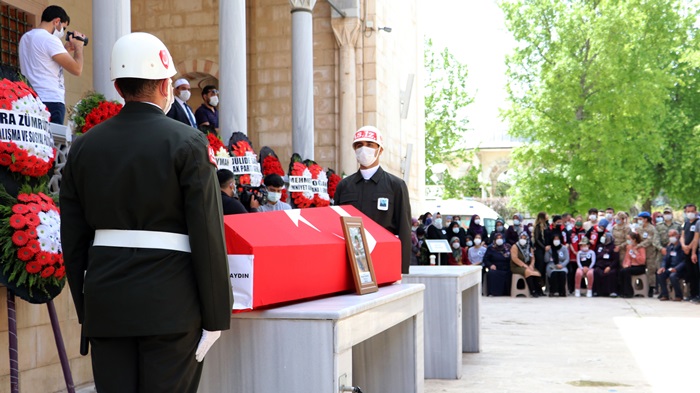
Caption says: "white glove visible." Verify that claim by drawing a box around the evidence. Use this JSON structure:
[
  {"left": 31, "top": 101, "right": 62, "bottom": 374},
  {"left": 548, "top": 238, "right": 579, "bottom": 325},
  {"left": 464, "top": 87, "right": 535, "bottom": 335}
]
[{"left": 195, "top": 329, "right": 221, "bottom": 362}]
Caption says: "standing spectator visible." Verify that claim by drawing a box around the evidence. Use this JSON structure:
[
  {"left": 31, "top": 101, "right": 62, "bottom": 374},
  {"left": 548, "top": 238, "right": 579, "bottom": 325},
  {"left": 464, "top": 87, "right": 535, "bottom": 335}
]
[
  {"left": 636, "top": 212, "right": 658, "bottom": 297},
  {"left": 583, "top": 208, "right": 599, "bottom": 232},
  {"left": 218, "top": 169, "right": 256, "bottom": 214},
  {"left": 567, "top": 220, "right": 586, "bottom": 294},
  {"left": 467, "top": 214, "right": 486, "bottom": 244},
  {"left": 195, "top": 85, "right": 219, "bottom": 130},
  {"left": 166, "top": 78, "right": 198, "bottom": 127},
  {"left": 657, "top": 229, "right": 685, "bottom": 301},
  {"left": 604, "top": 207, "right": 615, "bottom": 231},
  {"left": 411, "top": 218, "right": 420, "bottom": 232},
  {"left": 483, "top": 233, "right": 511, "bottom": 296},
  {"left": 613, "top": 212, "right": 632, "bottom": 257},
  {"left": 60, "top": 33, "right": 232, "bottom": 392},
  {"left": 585, "top": 218, "right": 608, "bottom": 250},
  {"left": 681, "top": 204, "right": 700, "bottom": 301},
  {"left": 545, "top": 234, "right": 569, "bottom": 297},
  {"left": 654, "top": 207, "right": 683, "bottom": 289},
  {"left": 257, "top": 174, "right": 291, "bottom": 212},
  {"left": 506, "top": 213, "right": 524, "bottom": 246},
  {"left": 448, "top": 236, "right": 469, "bottom": 265},
  {"left": 511, "top": 231, "right": 543, "bottom": 297},
  {"left": 489, "top": 219, "right": 506, "bottom": 244},
  {"left": 19, "top": 5, "right": 85, "bottom": 124},
  {"left": 532, "top": 212, "right": 549, "bottom": 279},
  {"left": 448, "top": 221, "right": 467, "bottom": 247},
  {"left": 425, "top": 215, "right": 447, "bottom": 265},
  {"left": 333, "top": 126, "right": 412, "bottom": 273},
  {"left": 415, "top": 227, "right": 430, "bottom": 265},
  {"left": 594, "top": 232, "right": 619, "bottom": 297},
  {"left": 575, "top": 237, "right": 596, "bottom": 298},
  {"left": 549, "top": 215, "right": 565, "bottom": 245},
  {"left": 619, "top": 233, "right": 647, "bottom": 298}
]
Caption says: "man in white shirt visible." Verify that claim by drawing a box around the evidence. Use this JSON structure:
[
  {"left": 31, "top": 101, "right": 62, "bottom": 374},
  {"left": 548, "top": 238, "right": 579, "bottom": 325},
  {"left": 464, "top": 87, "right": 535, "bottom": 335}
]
[
  {"left": 19, "top": 5, "right": 85, "bottom": 124},
  {"left": 166, "top": 78, "right": 198, "bottom": 127},
  {"left": 258, "top": 174, "right": 291, "bottom": 212}
]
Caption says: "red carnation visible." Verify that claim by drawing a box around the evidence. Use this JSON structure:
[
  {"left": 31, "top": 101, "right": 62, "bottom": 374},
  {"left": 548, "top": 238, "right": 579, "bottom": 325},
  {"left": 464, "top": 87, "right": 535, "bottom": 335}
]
[
  {"left": 25, "top": 213, "right": 40, "bottom": 227},
  {"left": 54, "top": 266, "right": 65, "bottom": 279},
  {"left": 207, "top": 133, "right": 226, "bottom": 153},
  {"left": 26, "top": 226, "right": 38, "bottom": 238},
  {"left": 40, "top": 266, "right": 55, "bottom": 278},
  {"left": 9, "top": 214, "right": 26, "bottom": 229},
  {"left": 29, "top": 194, "right": 41, "bottom": 203},
  {"left": 0, "top": 153, "right": 11, "bottom": 166},
  {"left": 26, "top": 239, "right": 41, "bottom": 253},
  {"left": 13, "top": 149, "right": 28, "bottom": 161},
  {"left": 39, "top": 192, "right": 53, "bottom": 203},
  {"left": 11, "top": 204, "right": 29, "bottom": 214},
  {"left": 25, "top": 261, "right": 41, "bottom": 274},
  {"left": 26, "top": 203, "right": 40, "bottom": 214},
  {"left": 17, "top": 247, "right": 34, "bottom": 261},
  {"left": 11, "top": 231, "right": 28, "bottom": 246},
  {"left": 17, "top": 193, "right": 31, "bottom": 202},
  {"left": 35, "top": 251, "right": 52, "bottom": 265}
]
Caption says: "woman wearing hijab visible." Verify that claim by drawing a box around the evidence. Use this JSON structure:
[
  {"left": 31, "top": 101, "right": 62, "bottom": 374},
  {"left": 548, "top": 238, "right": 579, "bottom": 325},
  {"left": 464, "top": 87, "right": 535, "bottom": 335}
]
[
  {"left": 448, "top": 236, "right": 469, "bottom": 265},
  {"left": 593, "top": 230, "right": 619, "bottom": 297},
  {"left": 489, "top": 219, "right": 506, "bottom": 245},
  {"left": 545, "top": 233, "right": 569, "bottom": 297},
  {"left": 510, "top": 231, "right": 544, "bottom": 297},
  {"left": 506, "top": 213, "right": 524, "bottom": 246},
  {"left": 426, "top": 213, "right": 447, "bottom": 265},
  {"left": 467, "top": 215, "right": 487, "bottom": 244},
  {"left": 483, "top": 232, "right": 511, "bottom": 296},
  {"left": 448, "top": 221, "right": 467, "bottom": 247}
]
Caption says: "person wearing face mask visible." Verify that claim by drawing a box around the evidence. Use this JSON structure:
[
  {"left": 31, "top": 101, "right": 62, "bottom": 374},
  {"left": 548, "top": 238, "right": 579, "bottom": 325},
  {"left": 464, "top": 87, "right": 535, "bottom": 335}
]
[
  {"left": 545, "top": 234, "right": 569, "bottom": 297},
  {"left": 427, "top": 214, "right": 449, "bottom": 265},
  {"left": 257, "top": 174, "right": 291, "bottom": 212},
  {"left": 448, "top": 236, "right": 469, "bottom": 266},
  {"left": 166, "top": 78, "right": 198, "bottom": 128},
  {"left": 612, "top": 212, "right": 632, "bottom": 257},
  {"left": 415, "top": 226, "right": 430, "bottom": 265},
  {"left": 468, "top": 235, "right": 484, "bottom": 265},
  {"left": 653, "top": 207, "right": 682, "bottom": 292},
  {"left": 489, "top": 219, "right": 506, "bottom": 245},
  {"left": 451, "top": 215, "right": 468, "bottom": 246},
  {"left": 619, "top": 233, "right": 647, "bottom": 298},
  {"left": 585, "top": 218, "right": 608, "bottom": 250},
  {"left": 334, "top": 126, "right": 412, "bottom": 273},
  {"left": 567, "top": 220, "right": 586, "bottom": 294},
  {"left": 532, "top": 212, "right": 549, "bottom": 280},
  {"left": 657, "top": 229, "right": 685, "bottom": 301},
  {"left": 511, "top": 231, "right": 544, "bottom": 297},
  {"left": 467, "top": 215, "right": 487, "bottom": 245},
  {"left": 574, "top": 237, "right": 596, "bottom": 297},
  {"left": 635, "top": 212, "right": 658, "bottom": 297},
  {"left": 593, "top": 230, "right": 619, "bottom": 297},
  {"left": 195, "top": 85, "right": 220, "bottom": 130},
  {"left": 448, "top": 221, "right": 467, "bottom": 247},
  {"left": 604, "top": 208, "right": 615, "bottom": 231},
  {"left": 218, "top": 169, "right": 256, "bottom": 214},
  {"left": 60, "top": 33, "right": 232, "bottom": 392},
  {"left": 19, "top": 5, "right": 86, "bottom": 125},
  {"left": 483, "top": 233, "right": 511, "bottom": 296},
  {"left": 506, "top": 213, "right": 524, "bottom": 246},
  {"left": 680, "top": 204, "right": 700, "bottom": 301}
]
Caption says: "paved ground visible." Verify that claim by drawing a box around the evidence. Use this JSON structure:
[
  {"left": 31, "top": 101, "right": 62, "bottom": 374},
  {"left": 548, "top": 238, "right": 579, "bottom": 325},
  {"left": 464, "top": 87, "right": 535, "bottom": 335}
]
[{"left": 425, "top": 295, "right": 700, "bottom": 393}]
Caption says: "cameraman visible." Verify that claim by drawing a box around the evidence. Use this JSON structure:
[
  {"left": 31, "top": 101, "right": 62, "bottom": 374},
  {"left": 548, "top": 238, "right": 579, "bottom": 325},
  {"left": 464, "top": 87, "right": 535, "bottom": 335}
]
[
  {"left": 217, "top": 169, "right": 258, "bottom": 214},
  {"left": 19, "top": 5, "right": 86, "bottom": 125},
  {"left": 258, "top": 174, "right": 291, "bottom": 212}
]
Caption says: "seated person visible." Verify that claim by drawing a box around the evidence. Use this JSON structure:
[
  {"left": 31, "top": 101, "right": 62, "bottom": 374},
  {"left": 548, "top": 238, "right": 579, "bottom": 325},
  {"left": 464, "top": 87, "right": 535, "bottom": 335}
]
[
  {"left": 416, "top": 226, "right": 431, "bottom": 265},
  {"left": 657, "top": 229, "right": 685, "bottom": 301},
  {"left": 217, "top": 169, "right": 256, "bottom": 215},
  {"left": 545, "top": 234, "right": 569, "bottom": 297},
  {"left": 489, "top": 219, "right": 506, "bottom": 245},
  {"left": 258, "top": 174, "right": 291, "bottom": 212},
  {"left": 593, "top": 231, "right": 619, "bottom": 297},
  {"left": 448, "top": 236, "right": 469, "bottom": 265},
  {"left": 510, "top": 231, "right": 543, "bottom": 297},
  {"left": 619, "top": 232, "right": 647, "bottom": 298},
  {"left": 483, "top": 233, "right": 511, "bottom": 296},
  {"left": 575, "top": 237, "right": 596, "bottom": 297}
]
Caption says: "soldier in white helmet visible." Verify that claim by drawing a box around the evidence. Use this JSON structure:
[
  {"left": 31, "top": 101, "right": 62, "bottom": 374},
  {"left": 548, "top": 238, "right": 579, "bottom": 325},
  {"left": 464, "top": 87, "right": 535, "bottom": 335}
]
[
  {"left": 333, "top": 126, "right": 412, "bottom": 273},
  {"left": 60, "top": 33, "right": 232, "bottom": 392}
]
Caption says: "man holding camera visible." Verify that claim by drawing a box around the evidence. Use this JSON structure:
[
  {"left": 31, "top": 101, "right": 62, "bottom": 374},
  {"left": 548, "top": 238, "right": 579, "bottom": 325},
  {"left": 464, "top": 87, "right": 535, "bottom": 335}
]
[
  {"left": 19, "top": 5, "right": 86, "bottom": 124},
  {"left": 218, "top": 169, "right": 259, "bottom": 214}
]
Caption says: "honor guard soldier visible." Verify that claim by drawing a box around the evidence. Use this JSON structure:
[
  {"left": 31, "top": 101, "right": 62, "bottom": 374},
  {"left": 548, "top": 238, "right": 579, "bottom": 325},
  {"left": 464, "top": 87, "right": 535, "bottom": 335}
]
[
  {"left": 60, "top": 33, "right": 232, "bottom": 393},
  {"left": 333, "top": 126, "right": 412, "bottom": 274}
]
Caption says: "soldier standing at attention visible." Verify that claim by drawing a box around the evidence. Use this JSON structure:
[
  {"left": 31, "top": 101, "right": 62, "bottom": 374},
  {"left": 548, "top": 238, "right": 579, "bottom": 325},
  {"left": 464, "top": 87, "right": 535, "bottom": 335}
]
[
  {"left": 60, "top": 33, "right": 232, "bottom": 393},
  {"left": 333, "top": 126, "right": 412, "bottom": 274}
]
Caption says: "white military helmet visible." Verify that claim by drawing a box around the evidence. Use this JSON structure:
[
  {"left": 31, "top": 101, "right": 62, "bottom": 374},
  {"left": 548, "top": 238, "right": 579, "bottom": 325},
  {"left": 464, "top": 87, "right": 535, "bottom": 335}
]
[
  {"left": 353, "top": 125, "right": 384, "bottom": 148},
  {"left": 110, "top": 32, "right": 177, "bottom": 81}
]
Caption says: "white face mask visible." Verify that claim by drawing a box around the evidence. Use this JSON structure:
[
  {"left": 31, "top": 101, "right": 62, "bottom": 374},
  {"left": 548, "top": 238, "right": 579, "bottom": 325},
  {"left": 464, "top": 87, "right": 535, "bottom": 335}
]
[
  {"left": 452, "top": 228, "right": 460, "bottom": 234},
  {"left": 664, "top": 214, "right": 673, "bottom": 221},
  {"left": 626, "top": 239, "right": 633, "bottom": 245},
  {"left": 474, "top": 239, "right": 482, "bottom": 246},
  {"left": 655, "top": 216, "right": 663, "bottom": 224},
  {"left": 495, "top": 239, "right": 504, "bottom": 246},
  {"left": 589, "top": 214, "right": 597, "bottom": 221},
  {"left": 518, "top": 239, "right": 527, "bottom": 246},
  {"left": 433, "top": 218, "right": 443, "bottom": 229},
  {"left": 53, "top": 24, "right": 65, "bottom": 39},
  {"left": 581, "top": 247, "right": 589, "bottom": 252},
  {"left": 600, "top": 236, "right": 606, "bottom": 243},
  {"left": 474, "top": 219, "right": 481, "bottom": 225},
  {"left": 467, "top": 241, "right": 474, "bottom": 247},
  {"left": 179, "top": 90, "right": 191, "bottom": 102},
  {"left": 209, "top": 95, "right": 219, "bottom": 106},
  {"left": 669, "top": 237, "right": 678, "bottom": 244},
  {"left": 605, "top": 213, "right": 613, "bottom": 220},
  {"left": 513, "top": 219, "right": 521, "bottom": 226},
  {"left": 452, "top": 242, "right": 461, "bottom": 250},
  {"left": 553, "top": 240, "right": 561, "bottom": 247},
  {"left": 688, "top": 212, "right": 696, "bottom": 220},
  {"left": 355, "top": 146, "right": 378, "bottom": 167},
  {"left": 267, "top": 192, "right": 281, "bottom": 203},
  {"left": 162, "top": 83, "right": 174, "bottom": 114},
  {"left": 566, "top": 223, "right": 573, "bottom": 231}
]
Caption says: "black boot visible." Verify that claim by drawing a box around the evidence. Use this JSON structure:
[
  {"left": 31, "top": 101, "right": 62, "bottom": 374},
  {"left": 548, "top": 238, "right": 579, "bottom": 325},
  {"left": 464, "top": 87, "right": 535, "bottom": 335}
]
[
  {"left": 648, "top": 286, "right": 655, "bottom": 298},
  {"left": 526, "top": 276, "right": 540, "bottom": 298}
]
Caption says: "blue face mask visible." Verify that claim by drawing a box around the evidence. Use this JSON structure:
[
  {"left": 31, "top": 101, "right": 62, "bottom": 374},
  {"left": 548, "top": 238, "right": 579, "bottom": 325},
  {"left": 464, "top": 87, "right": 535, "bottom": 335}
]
[{"left": 424, "top": 217, "right": 433, "bottom": 226}]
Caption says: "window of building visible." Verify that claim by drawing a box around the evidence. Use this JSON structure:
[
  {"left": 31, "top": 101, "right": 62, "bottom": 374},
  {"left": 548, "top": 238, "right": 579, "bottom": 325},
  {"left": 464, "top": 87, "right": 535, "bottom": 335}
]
[{"left": 0, "top": 2, "right": 32, "bottom": 69}]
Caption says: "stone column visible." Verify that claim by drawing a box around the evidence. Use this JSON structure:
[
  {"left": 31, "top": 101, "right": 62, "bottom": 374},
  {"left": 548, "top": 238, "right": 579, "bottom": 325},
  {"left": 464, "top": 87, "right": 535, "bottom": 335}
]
[
  {"left": 92, "top": 0, "right": 130, "bottom": 102},
  {"left": 332, "top": 17, "right": 360, "bottom": 176},
  {"left": 290, "top": 0, "right": 316, "bottom": 160},
  {"left": 219, "top": 0, "right": 247, "bottom": 146}
]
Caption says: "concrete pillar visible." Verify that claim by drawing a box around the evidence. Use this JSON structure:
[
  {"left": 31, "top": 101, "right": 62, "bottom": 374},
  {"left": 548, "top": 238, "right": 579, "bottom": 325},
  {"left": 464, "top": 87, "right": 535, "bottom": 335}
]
[
  {"left": 219, "top": 0, "right": 248, "bottom": 145},
  {"left": 92, "top": 0, "right": 130, "bottom": 102},
  {"left": 290, "top": 0, "right": 316, "bottom": 160},
  {"left": 332, "top": 17, "right": 361, "bottom": 176}
]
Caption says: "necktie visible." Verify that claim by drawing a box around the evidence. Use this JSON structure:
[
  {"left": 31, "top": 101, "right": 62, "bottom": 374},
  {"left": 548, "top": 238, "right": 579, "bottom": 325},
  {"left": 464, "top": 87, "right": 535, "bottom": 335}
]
[{"left": 184, "top": 103, "right": 197, "bottom": 127}]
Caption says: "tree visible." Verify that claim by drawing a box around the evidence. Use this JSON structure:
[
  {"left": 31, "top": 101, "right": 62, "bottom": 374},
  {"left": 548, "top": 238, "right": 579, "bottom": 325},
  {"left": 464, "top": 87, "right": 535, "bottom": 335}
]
[
  {"left": 501, "top": 0, "right": 698, "bottom": 213},
  {"left": 424, "top": 37, "right": 480, "bottom": 197}
]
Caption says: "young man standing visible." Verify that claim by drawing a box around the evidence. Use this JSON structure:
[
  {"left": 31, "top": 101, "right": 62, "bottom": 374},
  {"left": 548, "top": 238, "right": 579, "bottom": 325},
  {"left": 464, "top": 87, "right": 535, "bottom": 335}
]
[
  {"left": 258, "top": 174, "right": 291, "bottom": 212},
  {"left": 681, "top": 204, "right": 700, "bottom": 301},
  {"left": 195, "top": 85, "right": 219, "bottom": 130}
]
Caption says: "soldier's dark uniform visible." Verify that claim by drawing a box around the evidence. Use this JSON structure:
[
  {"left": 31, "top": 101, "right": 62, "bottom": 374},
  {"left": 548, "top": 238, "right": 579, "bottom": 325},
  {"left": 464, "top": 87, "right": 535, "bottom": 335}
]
[
  {"left": 60, "top": 101, "right": 232, "bottom": 392},
  {"left": 334, "top": 166, "right": 412, "bottom": 274}
]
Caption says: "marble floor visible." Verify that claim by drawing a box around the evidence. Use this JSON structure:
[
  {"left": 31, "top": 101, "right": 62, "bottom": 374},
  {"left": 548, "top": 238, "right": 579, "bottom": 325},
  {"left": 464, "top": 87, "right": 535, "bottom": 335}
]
[{"left": 425, "top": 294, "right": 700, "bottom": 393}]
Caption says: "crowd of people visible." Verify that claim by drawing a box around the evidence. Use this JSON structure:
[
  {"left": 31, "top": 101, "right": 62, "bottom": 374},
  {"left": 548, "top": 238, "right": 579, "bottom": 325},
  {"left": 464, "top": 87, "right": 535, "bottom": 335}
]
[{"left": 411, "top": 205, "right": 700, "bottom": 303}]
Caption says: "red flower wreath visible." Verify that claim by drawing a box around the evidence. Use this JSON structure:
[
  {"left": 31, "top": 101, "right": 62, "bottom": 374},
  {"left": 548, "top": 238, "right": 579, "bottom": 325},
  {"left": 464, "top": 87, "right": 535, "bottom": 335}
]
[
  {"left": 289, "top": 162, "right": 314, "bottom": 209},
  {"left": 207, "top": 133, "right": 226, "bottom": 154},
  {"left": 231, "top": 141, "right": 254, "bottom": 157},
  {"left": 307, "top": 163, "right": 330, "bottom": 207},
  {"left": 327, "top": 171, "right": 341, "bottom": 200},
  {"left": 82, "top": 101, "right": 122, "bottom": 134},
  {"left": 262, "top": 155, "right": 288, "bottom": 203}
]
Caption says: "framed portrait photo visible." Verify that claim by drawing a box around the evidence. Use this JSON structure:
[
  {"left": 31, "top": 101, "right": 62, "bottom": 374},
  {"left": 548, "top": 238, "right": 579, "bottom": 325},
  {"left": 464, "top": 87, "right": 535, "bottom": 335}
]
[{"left": 340, "top": 216, "right": 379, "bottom": 295}]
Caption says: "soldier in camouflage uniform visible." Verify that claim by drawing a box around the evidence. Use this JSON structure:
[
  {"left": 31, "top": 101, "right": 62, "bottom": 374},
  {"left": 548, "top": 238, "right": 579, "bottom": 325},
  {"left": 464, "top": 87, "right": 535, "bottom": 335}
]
[{"left": 636, "top": 212, "right": 658, "bottom": 296}]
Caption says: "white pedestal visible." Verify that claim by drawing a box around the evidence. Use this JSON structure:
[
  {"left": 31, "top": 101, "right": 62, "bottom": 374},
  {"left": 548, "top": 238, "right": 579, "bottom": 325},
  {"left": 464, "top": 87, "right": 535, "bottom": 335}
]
[
  {"left": 199, "top": 283, "right": 425, "bottom": 393},
  {"left": 403, "top": 265, "right": 482, "bottom": 379}
]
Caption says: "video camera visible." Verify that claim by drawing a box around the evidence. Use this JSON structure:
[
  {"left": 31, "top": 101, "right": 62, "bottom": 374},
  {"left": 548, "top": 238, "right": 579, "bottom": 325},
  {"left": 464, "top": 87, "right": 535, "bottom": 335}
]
[
  {"left": 237, "top": 184, "right": 268, "bottom": 209},
  {"left": 66, "top": 31, "right": 89, "bottom": 46}
]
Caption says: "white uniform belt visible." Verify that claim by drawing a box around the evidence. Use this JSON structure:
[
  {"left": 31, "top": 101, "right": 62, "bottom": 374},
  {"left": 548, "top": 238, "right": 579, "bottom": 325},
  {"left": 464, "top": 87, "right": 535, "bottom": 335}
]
[{"left": 93, "top": 230, "right": 191, "bottom": 253}]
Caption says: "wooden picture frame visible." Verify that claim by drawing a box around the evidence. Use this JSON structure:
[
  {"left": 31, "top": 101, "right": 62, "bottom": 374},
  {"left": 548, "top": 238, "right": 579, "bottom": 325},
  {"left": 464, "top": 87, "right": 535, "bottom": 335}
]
[{"left": 340, "top": 216, "right": 379, "bottom": 295}]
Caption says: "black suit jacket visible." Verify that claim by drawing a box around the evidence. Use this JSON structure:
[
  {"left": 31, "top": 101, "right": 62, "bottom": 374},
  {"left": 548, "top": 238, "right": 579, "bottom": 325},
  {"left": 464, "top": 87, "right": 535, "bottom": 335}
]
[
  {"left": 166, "top": 100, "right": 193, "bottom": 127},
  {"left": 60, "top": 102, "right": 232, "bottom": 337}
]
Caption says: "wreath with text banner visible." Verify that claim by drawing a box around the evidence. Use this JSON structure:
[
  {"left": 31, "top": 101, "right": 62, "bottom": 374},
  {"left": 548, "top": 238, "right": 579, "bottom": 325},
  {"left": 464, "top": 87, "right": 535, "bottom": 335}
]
[
  {"left": 306, "top": 161, "right": 330, "bottom": 207},
  {"left": 288, "top": 154, "right": 314, "bottom": 209},
  {"left": 261, "top": 150, "right": 288, "bottom": 203},
  {"left": 327, "top": 169, "right": 341, "bottom": 203},
  {"left": 68, "top": 91, "right": 123, "bottom": 135}
]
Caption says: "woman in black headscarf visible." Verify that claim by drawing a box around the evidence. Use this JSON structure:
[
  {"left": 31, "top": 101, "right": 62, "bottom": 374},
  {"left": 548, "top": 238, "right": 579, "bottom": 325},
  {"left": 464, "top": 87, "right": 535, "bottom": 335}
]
[
  {"left": 545, "top": 233, "right": 569, "bottom": 297},
  {"left": 467, "top": 214, "right": 487, "bottom": 244},
  {"left": 483, "top": 232, "right": 511, "bottom": 296}
]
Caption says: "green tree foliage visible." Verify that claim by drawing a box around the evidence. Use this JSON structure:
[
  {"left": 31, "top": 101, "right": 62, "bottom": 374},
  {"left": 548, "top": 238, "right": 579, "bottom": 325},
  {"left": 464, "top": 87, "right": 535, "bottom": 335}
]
[
  {"left": 500, "top": 0, "right": 699, "bottom": 213},
  {"left": 424, "top": 37, "right": 481, "bottom": 197}
]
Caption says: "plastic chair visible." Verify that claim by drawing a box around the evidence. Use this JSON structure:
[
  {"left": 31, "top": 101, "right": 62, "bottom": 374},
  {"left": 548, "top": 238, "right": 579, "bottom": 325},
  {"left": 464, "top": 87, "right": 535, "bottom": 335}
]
[
  {"left": 510, "top": 274, "right": 530, "bottom": 298},
  {"left": 631, "top": 274, "right": 648, "bottom": 298}
]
